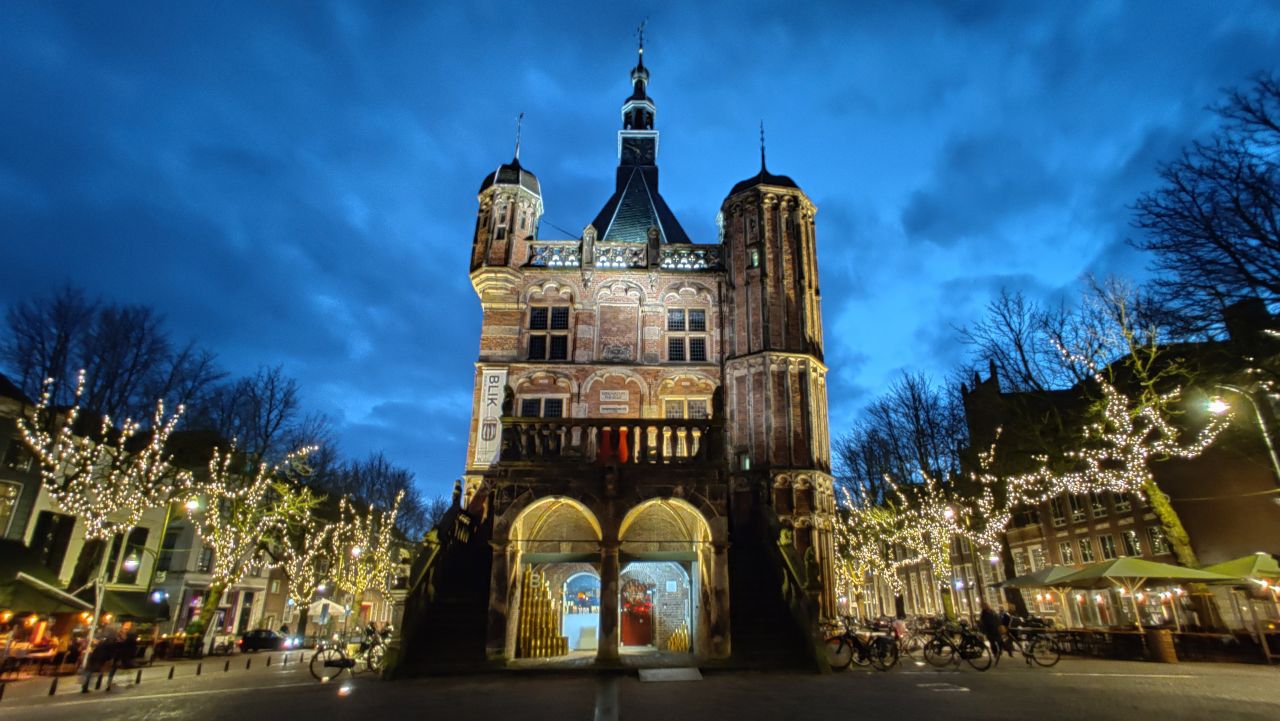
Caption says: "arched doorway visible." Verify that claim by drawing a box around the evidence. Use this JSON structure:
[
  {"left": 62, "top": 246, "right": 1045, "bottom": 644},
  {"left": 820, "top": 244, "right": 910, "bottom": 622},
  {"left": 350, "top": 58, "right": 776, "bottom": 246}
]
[
  {"left": 618, "top": 499, "right": 713, "bottom": 655},
  {"left": 506, "top": 497, "right": 602, "bottom": 659}
]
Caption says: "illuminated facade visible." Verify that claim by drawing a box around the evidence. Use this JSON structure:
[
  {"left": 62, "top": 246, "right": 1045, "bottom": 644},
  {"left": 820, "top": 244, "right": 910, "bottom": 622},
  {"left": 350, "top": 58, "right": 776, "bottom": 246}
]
[{"left": 398, "top": 46, "right": 836, "bottom": 669}]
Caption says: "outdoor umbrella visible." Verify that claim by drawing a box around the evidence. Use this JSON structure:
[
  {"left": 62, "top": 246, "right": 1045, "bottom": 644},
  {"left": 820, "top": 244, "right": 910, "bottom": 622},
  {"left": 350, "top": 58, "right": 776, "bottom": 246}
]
[
  {"left": 1201, "top": 552, "right": 1280, "bottom": 660},
  {"left": 1055, "top": 558, "right": 1234, "bottom": 629},
  {"left": 1200, "top": 552, "right": 1280, "bottom": 583},
  {"left": 997, "top": 565, "right": 1084, "bottom": 628}
]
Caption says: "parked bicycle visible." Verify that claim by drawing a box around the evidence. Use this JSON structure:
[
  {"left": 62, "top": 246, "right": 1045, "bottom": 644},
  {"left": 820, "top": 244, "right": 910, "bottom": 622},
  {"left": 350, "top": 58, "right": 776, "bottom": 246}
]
[
  {"left": 309, "top": 625, "right": 389, "bottom": 681},
  {"left": 823, "top": 617, "right": 900, "bottom": 671},
  {"left": 922, "top": 618, "right": 992, "bottom": 671},
  {"left": 998, "top": 616, "right": 1061, "bottom": 667}
]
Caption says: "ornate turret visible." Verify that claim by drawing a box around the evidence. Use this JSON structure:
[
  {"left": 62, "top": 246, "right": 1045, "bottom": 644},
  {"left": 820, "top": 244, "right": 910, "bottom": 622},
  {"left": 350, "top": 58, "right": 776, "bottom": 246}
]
[{"left": 471, "top": 115, "right": 544, "bottom": 270}]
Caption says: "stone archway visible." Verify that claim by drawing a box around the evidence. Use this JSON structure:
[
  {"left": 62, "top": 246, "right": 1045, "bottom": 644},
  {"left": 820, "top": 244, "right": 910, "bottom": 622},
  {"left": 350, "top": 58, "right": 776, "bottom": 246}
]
[
  {"left": 499, "top": 496, "right": 603, "bottom": 660},
  {"left": 618, "top": 498, "right": 716, "bottom": 656}
]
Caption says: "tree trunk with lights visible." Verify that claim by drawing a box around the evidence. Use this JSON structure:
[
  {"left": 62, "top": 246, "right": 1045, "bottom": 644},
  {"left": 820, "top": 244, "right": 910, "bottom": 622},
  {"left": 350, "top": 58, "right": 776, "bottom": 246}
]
[{"left": 1141, "top": 477, "right": 1197, "bottom": 566}]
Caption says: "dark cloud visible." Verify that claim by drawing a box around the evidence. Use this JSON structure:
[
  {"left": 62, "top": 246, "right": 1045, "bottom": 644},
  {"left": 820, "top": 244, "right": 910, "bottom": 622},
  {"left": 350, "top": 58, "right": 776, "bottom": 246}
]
[{"left": 2, "top": 0, "right": 1278, "bottom": 496}]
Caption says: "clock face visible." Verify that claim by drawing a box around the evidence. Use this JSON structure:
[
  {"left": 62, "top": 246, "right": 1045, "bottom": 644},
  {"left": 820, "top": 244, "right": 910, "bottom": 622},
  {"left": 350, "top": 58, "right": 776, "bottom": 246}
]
[{"left": 622, "top": 137, "right": 655, "bottom": 165}]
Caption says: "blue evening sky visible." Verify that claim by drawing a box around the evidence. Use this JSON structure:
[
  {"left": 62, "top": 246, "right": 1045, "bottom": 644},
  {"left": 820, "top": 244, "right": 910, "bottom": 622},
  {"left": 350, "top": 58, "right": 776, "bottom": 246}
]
[{"left": 2, "top": 1, "right": 1277, "bottom": 498}]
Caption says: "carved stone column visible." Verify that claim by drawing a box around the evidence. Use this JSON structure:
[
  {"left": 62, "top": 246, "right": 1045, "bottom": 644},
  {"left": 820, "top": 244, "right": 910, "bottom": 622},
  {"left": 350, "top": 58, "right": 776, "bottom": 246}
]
[{"left": 597, "top": 541, "right": 621, "bottom": 663}]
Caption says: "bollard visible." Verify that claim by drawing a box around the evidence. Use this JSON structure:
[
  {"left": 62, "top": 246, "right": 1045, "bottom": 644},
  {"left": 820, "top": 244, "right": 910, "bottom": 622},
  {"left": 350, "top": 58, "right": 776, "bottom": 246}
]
[
  {"left": 1, "top": 681, "right": 7, "bottom": 702},
  {"left": 48, "top": 677, "right": 57, "bottom": 696},
  {"left": 267, "top": 655, "right": 271, "bottom": 667},
  {"left": 168, "top": 666, "right": 175, "bottom": 680},
  {"left": 95, "top": 673, "right": 104, "bottom": 690},
  {"left": 196, "top": 662, "right": 202, "bottom": 676},
  {"left": 246, "top": 658, "right": 252, "bottom": 670},
  {"left": 136, "top": 669, "right": 143, "bottom": 685},
  {"left": 224, "top": 660, "right": 230, "bottom": 672}
]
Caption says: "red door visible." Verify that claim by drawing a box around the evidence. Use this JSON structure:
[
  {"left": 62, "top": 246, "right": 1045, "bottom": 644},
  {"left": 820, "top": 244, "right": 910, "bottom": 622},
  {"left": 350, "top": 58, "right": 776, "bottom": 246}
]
[{"left": 621, "top": 580, "right": 653, "bottom": 646}]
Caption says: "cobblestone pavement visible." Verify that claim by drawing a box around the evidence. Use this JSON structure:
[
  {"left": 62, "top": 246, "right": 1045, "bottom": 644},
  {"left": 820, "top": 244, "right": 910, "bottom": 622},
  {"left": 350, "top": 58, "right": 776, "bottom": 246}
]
[{"left": 1, "top": 657, "right": 1278, "bottom": 721}]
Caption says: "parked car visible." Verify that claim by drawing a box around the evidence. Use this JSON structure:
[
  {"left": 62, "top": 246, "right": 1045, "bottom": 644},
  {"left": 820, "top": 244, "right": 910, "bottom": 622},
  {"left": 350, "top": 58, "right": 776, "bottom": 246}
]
[{"left": 237, "top": 629, "right": 285, "bottom": 652}]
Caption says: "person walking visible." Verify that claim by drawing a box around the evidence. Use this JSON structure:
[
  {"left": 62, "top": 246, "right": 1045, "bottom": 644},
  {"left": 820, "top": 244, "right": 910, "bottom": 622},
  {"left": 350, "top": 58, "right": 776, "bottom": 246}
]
[
  {"left": 979, "top": 602, "right": 1003, "bottom": 662},
  {"left": 80, "top": 624, "right": 119, "bottom": 693}
]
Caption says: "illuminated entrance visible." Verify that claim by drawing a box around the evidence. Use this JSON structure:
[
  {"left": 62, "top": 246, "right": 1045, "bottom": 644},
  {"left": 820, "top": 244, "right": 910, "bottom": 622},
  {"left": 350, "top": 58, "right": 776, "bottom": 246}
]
[
  {"left": 507, "top": 497, "right": 601, "bottom": 659},
  {"left": 618, "top": 499, "right": 711, "bottom": 655}
]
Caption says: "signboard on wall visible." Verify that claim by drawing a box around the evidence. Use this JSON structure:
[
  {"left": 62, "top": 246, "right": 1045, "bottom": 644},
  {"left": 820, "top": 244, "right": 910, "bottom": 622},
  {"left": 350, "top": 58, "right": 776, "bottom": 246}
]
[{"left": 473, "top": 367, "right": 508, "bottom": 466}]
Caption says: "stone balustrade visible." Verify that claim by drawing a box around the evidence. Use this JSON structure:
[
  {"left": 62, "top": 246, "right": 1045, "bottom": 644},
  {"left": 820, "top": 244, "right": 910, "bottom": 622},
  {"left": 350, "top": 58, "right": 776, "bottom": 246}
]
[{"left": 499, "top": 417, "right": 721, "bottom": 465}]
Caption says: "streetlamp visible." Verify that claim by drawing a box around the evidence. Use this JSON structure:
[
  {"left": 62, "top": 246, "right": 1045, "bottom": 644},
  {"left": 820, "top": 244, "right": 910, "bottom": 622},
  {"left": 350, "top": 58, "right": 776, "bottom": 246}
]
[{"left": 1208, "top": 383, "right": 1280, "bottom": 487}]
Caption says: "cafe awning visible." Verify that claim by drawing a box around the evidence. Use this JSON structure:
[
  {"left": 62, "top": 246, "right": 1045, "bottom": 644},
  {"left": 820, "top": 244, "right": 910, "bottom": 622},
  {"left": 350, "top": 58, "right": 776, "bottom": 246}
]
[{"left": 0, "top": 540, "right": 92, "bottom": 614}]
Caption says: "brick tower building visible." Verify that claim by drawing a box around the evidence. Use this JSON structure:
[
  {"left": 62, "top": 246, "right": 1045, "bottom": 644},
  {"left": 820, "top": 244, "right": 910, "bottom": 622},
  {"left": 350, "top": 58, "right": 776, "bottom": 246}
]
[{"left": 395, "top": 44, "right": 836, "bottom": 672}]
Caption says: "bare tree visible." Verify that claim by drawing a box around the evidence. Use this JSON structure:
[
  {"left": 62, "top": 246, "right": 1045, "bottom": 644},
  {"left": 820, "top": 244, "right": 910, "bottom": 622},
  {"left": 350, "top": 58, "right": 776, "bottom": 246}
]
[
  {"left": 835, "top": 371, "right": 966, "bottom": 506},
  {"left": 2, "top": 286, "right": 224, "bottom": 420},
  {"left": 311, "top": 452, "right": 427, "bottom": 539},
  {"left": 195, "top": 365, "right": 300, "bottom": 461},
  {"left": 1131, "top": 73, "right": 1280, "bottom": 336}
]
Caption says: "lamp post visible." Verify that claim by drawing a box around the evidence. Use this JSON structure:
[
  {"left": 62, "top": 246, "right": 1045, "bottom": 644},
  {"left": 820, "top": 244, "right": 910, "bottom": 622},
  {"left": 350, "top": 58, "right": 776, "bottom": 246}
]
[{"left": 1209, "top": 383, "right": 1280, "bottom": 487}]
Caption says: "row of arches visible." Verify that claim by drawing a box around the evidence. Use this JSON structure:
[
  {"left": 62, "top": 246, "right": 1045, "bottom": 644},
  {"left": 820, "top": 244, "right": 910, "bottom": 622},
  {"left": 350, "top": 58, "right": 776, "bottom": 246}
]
[{"left": 491, "top": 495, "right": 726, "bottom": 662}]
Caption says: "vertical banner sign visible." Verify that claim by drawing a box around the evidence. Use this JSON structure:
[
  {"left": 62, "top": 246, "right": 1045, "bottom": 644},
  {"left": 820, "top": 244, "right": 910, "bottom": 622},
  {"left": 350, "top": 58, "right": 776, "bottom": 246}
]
[{"left": 474, "top": 367, "right": 508, "bottom": 466}]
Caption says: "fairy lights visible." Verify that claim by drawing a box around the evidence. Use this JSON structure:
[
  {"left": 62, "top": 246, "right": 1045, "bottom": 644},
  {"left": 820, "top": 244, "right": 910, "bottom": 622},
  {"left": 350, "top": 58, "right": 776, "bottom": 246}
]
[
  {"left": 185, "top": 442, "right": 318, "bottom": 628},
  {"left": 18, "top": 372, "right": 188, "bottom": 543},
  {"left": 328, "top": 491, "right": 403, "bottom": 603}
]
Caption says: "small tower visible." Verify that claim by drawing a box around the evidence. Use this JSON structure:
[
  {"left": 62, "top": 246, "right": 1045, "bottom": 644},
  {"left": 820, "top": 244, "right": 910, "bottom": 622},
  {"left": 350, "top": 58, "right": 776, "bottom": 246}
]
[
  {"left": 471, "top": 120, "right": 543, "bottom": 271},
  {"left": 720, "top": 127, "right": 836, "bottom": 616}
]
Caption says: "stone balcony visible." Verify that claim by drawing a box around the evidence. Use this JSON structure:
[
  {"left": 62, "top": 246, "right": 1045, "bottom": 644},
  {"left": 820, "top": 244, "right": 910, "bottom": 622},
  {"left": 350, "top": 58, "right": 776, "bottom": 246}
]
[{"left": 499, "top": 416, "right": 723, "bottom": 467}]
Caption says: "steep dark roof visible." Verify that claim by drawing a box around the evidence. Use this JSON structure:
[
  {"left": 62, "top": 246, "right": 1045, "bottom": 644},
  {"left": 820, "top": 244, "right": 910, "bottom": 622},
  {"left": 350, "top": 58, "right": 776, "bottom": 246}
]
[
  {"left": 729, "top": 166, "right": 800, "bottom": 196},
  {"left": 478, "top": 157, "right": 540, "bottom": 196},
  {"left": 590, "top": 166, "right": 691, "bottom": 244}
]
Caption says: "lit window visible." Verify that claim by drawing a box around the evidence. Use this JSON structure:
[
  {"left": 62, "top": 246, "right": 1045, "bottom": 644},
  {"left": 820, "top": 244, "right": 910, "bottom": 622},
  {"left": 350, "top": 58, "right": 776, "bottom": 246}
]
[
  {"left": 1058, "top": 541, "right": 1075, "bottom": 565},
  {"left": 0, "top": 481, "right": 19, "bottom": 535},
  {"left": 1078, "top": 538, "right": 1096, "bottom": 563},
  {"left": 1147, "top": 527, "right": 1170, "bottom": 555},
  {"left": 662, "top": 398, "right": 712, "bottom": 419},
  {"left": 1098, "top": 535, "right": 1118, "bottom": 560},
  {"left": 1050, "top": 497, "right": 1066, "bottom": 527},
  {"left": 1090, "top": 492, "right": 1107, "bottom": 518},
  {"left": 748, "top": 247, "right": 760, "bottom": 269},
  {"left": 1112, "top": 492, "right": 1132, "bottom": 513},
  {"left": 1069, "top": 495, "right": 1087, "bottom": 523},
  {"left": 1122, "top": 529, "right": 1142, "bottom": 557}
]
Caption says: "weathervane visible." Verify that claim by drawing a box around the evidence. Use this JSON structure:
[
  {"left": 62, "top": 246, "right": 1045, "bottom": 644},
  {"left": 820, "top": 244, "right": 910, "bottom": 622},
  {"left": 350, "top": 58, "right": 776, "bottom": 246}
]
[{"left": 636, "top": 18, "right": 648, "bottom": 58}]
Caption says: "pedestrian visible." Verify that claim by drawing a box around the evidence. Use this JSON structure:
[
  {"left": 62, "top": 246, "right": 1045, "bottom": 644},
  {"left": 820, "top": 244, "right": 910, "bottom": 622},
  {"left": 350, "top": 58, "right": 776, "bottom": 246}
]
[
  {"left": 80, "top": 624, "right": 119, "bottom": 693},
  {"left": 979, "top": 601, "right": 1003, "bottom": 660},
  {"left": 998, "top": 606, "right": 1014, "bottom": 657},
  {"left": 107, "top": 622, "right": 138, "bottom": 689}
]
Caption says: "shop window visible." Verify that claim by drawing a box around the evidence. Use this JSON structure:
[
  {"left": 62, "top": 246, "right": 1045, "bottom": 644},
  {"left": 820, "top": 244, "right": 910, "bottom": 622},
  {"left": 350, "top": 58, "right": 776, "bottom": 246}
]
[
  {"left": 527, "top": 305, "right": 571, "bottom": 360},
  {"left": 1098, "top": 534, "right": 1118, "bottom": 560}
]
